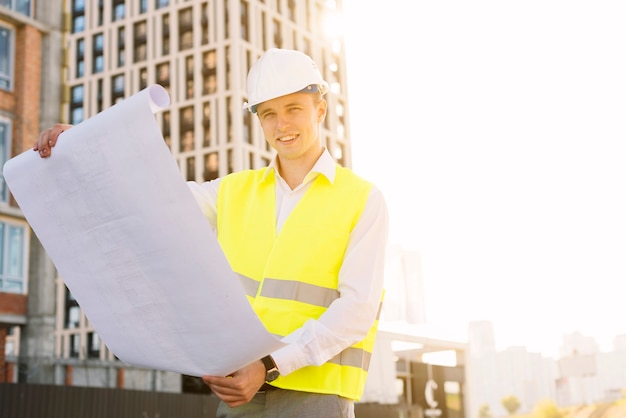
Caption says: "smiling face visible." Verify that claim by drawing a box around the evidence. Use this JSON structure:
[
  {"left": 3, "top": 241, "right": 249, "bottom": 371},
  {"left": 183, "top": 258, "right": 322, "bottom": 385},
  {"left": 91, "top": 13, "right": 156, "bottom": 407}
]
[{"left": 256, "top": 91, "right": 327, "bottom": 168}]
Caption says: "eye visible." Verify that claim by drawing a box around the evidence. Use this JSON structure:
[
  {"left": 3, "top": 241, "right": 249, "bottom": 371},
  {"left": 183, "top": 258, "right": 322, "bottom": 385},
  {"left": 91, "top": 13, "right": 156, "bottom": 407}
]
[{"left": 260, "top": 111, "right": 276, "bottom": 121}]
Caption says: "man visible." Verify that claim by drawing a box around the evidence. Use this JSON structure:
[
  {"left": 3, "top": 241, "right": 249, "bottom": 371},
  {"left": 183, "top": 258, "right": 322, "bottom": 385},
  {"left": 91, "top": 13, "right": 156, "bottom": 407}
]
[{"left": 35, "top": 48, "right": 388, "bottom": 418}]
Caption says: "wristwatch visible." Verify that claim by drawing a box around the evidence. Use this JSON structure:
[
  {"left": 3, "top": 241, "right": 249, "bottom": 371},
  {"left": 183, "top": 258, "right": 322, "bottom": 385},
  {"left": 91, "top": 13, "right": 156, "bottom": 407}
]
[{"left": 261, "top": 355, "right": 280, "bottom": 382}]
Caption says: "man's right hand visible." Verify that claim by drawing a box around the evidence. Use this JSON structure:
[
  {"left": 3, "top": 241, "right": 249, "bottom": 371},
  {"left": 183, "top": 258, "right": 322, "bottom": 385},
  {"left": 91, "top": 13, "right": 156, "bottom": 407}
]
[{"left": 34, "top": 123, "right": 73, "bottom": 158}]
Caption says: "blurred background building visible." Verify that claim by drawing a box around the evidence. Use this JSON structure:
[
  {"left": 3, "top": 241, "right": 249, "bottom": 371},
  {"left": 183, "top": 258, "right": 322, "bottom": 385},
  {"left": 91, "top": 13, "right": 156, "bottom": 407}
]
[
  {"left": 2, "top": 0, "right": 352, "bottom": 389},
  {"left": 1, "top": 2, "right": 467, "bottom": 416},
  {"left": 1, "top": 0, "right": 64, "bottom": 385}
]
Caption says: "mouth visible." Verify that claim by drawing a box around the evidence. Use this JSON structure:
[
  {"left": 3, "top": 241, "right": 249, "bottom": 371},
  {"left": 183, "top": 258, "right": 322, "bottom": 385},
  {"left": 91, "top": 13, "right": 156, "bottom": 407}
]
[{"left": 277, "top": 134, "right": 298, "bottom": 143}]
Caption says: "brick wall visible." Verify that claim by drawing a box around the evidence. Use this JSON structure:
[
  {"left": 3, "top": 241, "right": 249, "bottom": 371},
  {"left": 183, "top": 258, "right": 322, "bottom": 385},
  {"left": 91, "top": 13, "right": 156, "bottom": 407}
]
[
  {"left": 0, "top": 292, "right": 27, "bottom": 316},
  {"left": 0, "top": 293, "right": 26, "bottom": 382},
  {"left": 13, "top": 24, "right": 42, "bottom": 155},
  {"left": 0, "top": 327, "right": 5, "bottom": 382}
]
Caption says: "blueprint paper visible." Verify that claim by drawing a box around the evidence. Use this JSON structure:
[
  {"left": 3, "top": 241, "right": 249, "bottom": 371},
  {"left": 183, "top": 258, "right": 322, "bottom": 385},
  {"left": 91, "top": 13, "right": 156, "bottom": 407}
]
[{"left": 3, "top": 85, "right": 284, "bottom": 376}]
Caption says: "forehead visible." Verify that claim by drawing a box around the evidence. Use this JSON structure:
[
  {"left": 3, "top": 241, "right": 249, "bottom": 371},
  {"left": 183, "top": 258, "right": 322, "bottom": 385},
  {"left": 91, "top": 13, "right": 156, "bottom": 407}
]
[{"left": 256, "top": 92, "right": 316, "bottom": 113}]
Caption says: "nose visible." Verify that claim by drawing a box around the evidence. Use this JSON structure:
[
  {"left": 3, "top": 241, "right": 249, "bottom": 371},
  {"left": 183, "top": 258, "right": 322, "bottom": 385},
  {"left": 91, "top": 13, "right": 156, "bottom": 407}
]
[{"left": 276, "top": 114, "right": 292, "bottom": 131}]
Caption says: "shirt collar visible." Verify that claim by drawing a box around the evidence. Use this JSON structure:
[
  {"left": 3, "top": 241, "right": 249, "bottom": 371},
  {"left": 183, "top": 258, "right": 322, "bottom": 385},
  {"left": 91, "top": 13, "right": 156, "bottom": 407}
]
[{"left": 263, "top": 148, "right": 337, "bottom": 185}]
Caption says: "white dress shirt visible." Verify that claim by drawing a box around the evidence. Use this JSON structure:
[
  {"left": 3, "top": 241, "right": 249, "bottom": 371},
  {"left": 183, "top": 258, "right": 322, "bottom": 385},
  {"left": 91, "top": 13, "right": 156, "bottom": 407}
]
[{"left": 187, "top": 149, "right": 388, "bottom": 376}]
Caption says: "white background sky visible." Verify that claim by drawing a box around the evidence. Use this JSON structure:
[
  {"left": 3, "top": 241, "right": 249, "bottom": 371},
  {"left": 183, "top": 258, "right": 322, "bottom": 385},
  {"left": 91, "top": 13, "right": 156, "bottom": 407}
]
[{"left": 340, "top": 0, "right": 626, "bottom": 358}]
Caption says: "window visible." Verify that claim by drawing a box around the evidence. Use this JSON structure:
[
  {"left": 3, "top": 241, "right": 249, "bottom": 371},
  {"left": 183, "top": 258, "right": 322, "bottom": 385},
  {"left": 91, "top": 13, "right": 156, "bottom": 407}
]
[
  {"left": 272, "top": 19, "right": 282, "bottom": 48},
  {"left": 69, "top": 85, "right": 84, "bottom": 124},
  {"left": 161, "top": 13, "right": 170, "bottom": 56},
  {"left": 202, "top": 101, "right": 211, "bottom": 146},
  {"left": 156, "top": 0, "right": 169, "bottom": 9},
  {"left": 202, "top": 50, "right": 217, "bottom": 95},
  {"left": 5, "top": 326, "right": 19, "bottom": 356},
  {"left": 71, "top": 0, "right": 86, "bottom": 33},
  {"left": 117, "top": 27, "right": 125, "bottom": 67},
  {"left": 75, "top": 38, "right": 85, "bottom": 78},
  {"left": 113, "top": 0, "right": 125, "bottom": 21},
  {"left": 156, "top": 62, "right": 169, "bottom": 87},
  {"left": 226, "top": 97, "right": 233, "bottom": 143},
  {"left": 87, "top": 332, "right": 100, "bottom": 359},
  {"left": 186, "top": 156, "right": 195, "bottom": 181},
  {"left": 64, "top": 288, "right": 80, "bottom": 328},
  {"left": 162, "top": 111, "right": 171, "bottom": 149},
  {"left": 223, "top": 0, "right": 229, "bottom": 38},
  {"left": 184, "top": 55, "right": 194, "bottom": 99},
  {"left": 203, "top": 152, "right": 218, "bottom": 181},
  {"left": 179, "top": 106, "right": 194, "bottom": 151},
  {"left": 92, "top": 33, "right": 104, "bottom": 74},
  {"left": 111, "top": 74, "right": 125, "bottom": 103},
  {"left": 73, "top": 15, "right": 85, "bottom": 34},
  {"left": 178, "top": 8, "right": 193, "bottom": 50},
  {"left": 240, "top": 0, "right": 249, "bottom": 41},
  {"left": 200, "top": 3, "right": 209, "bottom": 45},
  {"left": 0, "top": 118, "right": 11, "bottom": 201},
  {"left": 97, "top": 0, "right": 104, "bottom": 25},
  {"left": 96, "top": 78, "right": 104, "bottom": 112},
  {"left": 0, "top": 25, "right": 13, "bottom": 90},
  {"left": 69, "top": 334, "right": 80, "bottom": 358},
  {"left": 138, "top": 67, "right": 148, "bottom": 90},
  {"left": 287, "top": 0, "right": 296, "bottom": 22},
  {"left": 1, "top": 0, "right": 32, "bottom": 17},
  {"left": 133, "top": 21, "right": 147, "bottom": 62},
  {"left": 243, "top": 110, "right": 252, "bottom": 145},
  {"left": 0, "top": 221, "right": 27, "bottom": 294}
]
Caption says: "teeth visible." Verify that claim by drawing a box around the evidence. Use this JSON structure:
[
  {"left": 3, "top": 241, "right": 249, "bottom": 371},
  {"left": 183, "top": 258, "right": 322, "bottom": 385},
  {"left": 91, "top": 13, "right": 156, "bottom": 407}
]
[{"left": 279, "top": 135, "right": 297, "bottom": 142}]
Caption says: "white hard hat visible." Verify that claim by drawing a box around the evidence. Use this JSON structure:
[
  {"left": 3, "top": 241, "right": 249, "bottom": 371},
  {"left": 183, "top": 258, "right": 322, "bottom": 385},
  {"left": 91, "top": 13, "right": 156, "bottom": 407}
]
[{"left": 243, "top": 48, "right": 329, "bottom": 113}]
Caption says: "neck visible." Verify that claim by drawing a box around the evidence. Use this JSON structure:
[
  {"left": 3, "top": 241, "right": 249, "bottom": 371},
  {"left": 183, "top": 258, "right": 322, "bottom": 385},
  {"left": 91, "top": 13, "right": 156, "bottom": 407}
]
[{"left": 277, "top": 148, "right": 324, "bottom": 190}]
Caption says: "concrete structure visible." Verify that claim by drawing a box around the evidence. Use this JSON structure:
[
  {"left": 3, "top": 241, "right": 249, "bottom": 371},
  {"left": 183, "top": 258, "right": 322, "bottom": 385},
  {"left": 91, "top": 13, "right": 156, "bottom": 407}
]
[
  {"left": 0, "top": 0, "right": 64, "bottom": 384},
  {"left": 2, "top": 0, "right": 351, "bottom": 391},
  {"left": 1, "top": 0, "right": 349, "bottom": 388},
  {"left": 466, "top": 323, "right": 626, "bottom": 418},
  {"left": 53, "top": 0, "right": 351, "bottom": 392},
  {"left": 465, "top": 321, "right": 559, "bottom": 418},
  {"left": 556, "top": 331, "right": 626, "bottom": 407}
]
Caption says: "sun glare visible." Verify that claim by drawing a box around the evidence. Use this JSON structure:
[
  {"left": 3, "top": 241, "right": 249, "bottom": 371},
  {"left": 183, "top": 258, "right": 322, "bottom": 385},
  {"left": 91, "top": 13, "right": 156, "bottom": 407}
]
[{"left": 322, "top": 2, "right": 345, "bottom": 42}]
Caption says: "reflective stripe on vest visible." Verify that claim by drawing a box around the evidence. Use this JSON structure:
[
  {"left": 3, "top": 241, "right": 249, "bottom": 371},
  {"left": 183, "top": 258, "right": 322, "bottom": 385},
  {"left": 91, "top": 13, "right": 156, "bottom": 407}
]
[
  {"left": 218, "top": 167, "right": 379, "bottom": 400},
  {"left": 237, "top": 273, "right": 382, "bottom": 372}
]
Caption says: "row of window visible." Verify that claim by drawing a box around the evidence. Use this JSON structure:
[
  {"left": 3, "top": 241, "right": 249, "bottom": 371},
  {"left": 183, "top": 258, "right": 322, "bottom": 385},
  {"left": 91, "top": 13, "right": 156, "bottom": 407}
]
[
  {"left": 0, "top": 0, "right": 31, "bottom": 17},
  {"left": 70, "top": 0, "right": 304, "bottom": 35},
  {"left": 63, "top": 287, "right": 102, "bottom": 358},
  {"left": 72, "top": 7, "right": 221, "bottom": 77},
  {"left": 1, "top": 23, "right": 26, "bottom": 292},
  {"left": 70, "top": 0, "right": 323, "bottom": 66},
  {"left": 72, "top": 0, "right": 169, "bottom": 33},
  {"left": 1, "top": 15, "right": 29, "bottom": 296}
]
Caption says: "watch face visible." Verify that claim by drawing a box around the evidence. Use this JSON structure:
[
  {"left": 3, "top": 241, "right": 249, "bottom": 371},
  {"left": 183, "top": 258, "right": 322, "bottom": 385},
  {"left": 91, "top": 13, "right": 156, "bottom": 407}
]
[{"left": 266, "top": 369, "right": 280, "bottom": 382}]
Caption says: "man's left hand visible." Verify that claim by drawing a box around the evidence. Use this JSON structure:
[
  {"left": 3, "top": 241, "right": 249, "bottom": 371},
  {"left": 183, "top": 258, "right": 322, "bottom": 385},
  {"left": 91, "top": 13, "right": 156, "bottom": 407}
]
[{"left": 202, "top": 360, "right": 266, "bottom": 407}]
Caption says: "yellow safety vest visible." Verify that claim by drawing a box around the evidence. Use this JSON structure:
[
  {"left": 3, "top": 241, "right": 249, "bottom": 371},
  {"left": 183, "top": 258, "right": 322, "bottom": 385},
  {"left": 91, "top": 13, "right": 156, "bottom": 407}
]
[{"left": 217, "top": 166, "right": 380, "bottom": 400}]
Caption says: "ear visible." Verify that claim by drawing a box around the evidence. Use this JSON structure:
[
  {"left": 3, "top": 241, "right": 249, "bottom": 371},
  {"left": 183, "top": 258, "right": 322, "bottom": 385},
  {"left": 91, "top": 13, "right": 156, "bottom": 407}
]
[{"left": 317, "top": 99, "right": 328, "bottom": 123}]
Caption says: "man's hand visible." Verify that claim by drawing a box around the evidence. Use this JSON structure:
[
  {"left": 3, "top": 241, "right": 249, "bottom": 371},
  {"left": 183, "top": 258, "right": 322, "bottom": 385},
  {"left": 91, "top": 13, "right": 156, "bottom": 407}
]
[
  {"left": 202, "top": 360, "right": 266, "bottom": 407},
  {"left": 34, "top": 123, "right": 73, "bottom": 158}
]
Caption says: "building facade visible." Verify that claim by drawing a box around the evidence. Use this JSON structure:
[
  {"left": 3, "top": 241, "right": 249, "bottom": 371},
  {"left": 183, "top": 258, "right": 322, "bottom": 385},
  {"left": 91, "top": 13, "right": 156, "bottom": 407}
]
[
  {"left": 2, "top": 3, "right": 470, "bottom": 417},
  {"left": 3, "top": 0, "right": 352, "bottom": 391},
  {"left": 0, "top": 0, "right": 65, "bottom": 384}
]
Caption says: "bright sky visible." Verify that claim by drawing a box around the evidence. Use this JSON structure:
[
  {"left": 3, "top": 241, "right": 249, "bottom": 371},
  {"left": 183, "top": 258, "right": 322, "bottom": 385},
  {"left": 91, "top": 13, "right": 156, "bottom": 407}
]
[{"left": 341, "top": 0, "right": 626, "bottom": 358}]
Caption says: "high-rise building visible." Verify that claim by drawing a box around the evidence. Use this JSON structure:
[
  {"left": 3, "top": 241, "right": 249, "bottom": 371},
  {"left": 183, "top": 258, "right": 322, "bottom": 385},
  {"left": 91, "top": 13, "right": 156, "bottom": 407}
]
[
  {"left": 383, "top": 245, "right": 426, "bottom": 324},
  {"left": 3, "top": 4, "right": 471, "bottom": 417},
  {"left": 3, "top": 0, "right": 351, "bottom": 391},
  {"left": 1, "top": 0, "right": 65, "bottom": 384}
]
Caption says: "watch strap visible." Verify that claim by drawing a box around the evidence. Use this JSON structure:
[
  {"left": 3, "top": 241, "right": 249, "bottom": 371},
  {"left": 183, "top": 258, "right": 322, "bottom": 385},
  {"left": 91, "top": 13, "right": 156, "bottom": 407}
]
[{"left": 261, "top": 355, "right": 276, "bottom": 371}]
